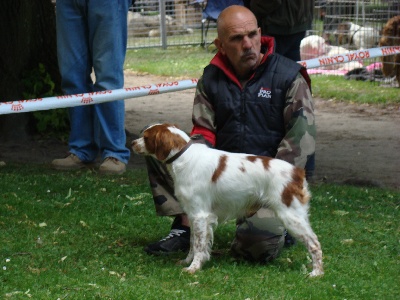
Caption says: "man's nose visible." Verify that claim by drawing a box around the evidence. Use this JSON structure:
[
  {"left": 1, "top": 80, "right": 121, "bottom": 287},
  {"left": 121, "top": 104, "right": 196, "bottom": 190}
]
[{"left": 242, "top": 36, "right": 252, "bottom": 49}]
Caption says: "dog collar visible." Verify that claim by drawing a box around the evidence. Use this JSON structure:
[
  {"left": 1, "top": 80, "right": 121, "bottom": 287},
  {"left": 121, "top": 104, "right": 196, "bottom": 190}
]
[{"left": 165, "top": 135, "right": 206, "bottom": 164}]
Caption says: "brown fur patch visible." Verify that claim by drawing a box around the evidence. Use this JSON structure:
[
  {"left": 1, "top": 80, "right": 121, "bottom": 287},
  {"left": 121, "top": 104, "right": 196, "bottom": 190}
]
[
  {"left": 246, "top": 156, "right": 257, "bottom": 163},
  {"left": 260, "top": 156, "right": 272, "bottom": 170},
  {"left": 379, "top": 15, "right": 400, "bottom": 86},
  {"left": 281, "top": 168, "right": 308, "bottom": 207},
  {"left": 246, "top": 155, "right": 271, "bottom": 170},
  {"left": 144, "top": 124, "right": 187, "bottom": 161},
  {"left": 212, "top": 155, "right": 228, "bottom": 182},
  {"left": 336, "top": 22, "right": 351, "bottom": 45}
]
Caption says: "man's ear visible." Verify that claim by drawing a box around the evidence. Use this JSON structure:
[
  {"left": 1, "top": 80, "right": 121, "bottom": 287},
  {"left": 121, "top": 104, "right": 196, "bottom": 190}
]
[{"left": 214, "top": 38, "right": 225, "bottom": 54}]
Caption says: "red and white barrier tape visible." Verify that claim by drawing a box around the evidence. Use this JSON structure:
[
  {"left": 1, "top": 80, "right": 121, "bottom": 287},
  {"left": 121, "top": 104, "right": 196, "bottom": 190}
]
[
  {"left": 298, "top": 46, "right": 399, "bottom": 69},
  {"left": 1, "top": 46, "right": 399, "bottom": 115}
]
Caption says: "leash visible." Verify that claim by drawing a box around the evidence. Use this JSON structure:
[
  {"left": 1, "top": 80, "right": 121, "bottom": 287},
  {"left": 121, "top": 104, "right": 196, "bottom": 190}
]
[{"left": 165, "top": 135, "right": 206, "bottom": 164}]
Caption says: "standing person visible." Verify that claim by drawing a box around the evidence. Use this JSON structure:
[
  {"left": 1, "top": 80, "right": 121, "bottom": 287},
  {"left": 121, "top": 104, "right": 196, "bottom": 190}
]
[
  {"left": 244, "top": 0, "right": 314, "bottom": 61},
  {"left": 244, "top": 0, "right": 315, "bottom": 201},
  {"left": 143, "top": 5, "right": 316, "bottom": 263},
  {"left": 52, "top": 0, "right": 131, "bottom": 175}
]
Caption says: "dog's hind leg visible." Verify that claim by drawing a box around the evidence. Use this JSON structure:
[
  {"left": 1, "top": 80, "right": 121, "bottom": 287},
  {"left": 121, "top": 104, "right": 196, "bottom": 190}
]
[
  {"left": 276, "top": 204, "right": 324, "bottom": 277},
  {"left": 182, "top": 212, "right": 215, "bottom": 274}
]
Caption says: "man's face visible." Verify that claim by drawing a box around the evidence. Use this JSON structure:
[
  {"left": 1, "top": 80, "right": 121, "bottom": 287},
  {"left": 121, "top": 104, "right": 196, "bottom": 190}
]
[{"left": 215, "top": 14, "right": 262, "bottom": 79}]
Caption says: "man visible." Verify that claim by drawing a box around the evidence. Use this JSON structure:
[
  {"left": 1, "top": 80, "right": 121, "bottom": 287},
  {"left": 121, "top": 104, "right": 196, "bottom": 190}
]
[
  {"left": 145, "top": 5, "right": 315, "bottom": 262},
  {"left": 52, "top": 0, "right": 131, "bottom": 175},
  {"left": 244, "top": 0, "right": 315, "bottom": 62}
]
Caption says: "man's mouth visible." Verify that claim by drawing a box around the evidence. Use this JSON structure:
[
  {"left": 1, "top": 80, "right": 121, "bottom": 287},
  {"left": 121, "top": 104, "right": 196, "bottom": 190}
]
[{"left": 242, "top": 51, "right": 256, "bottom": 60}]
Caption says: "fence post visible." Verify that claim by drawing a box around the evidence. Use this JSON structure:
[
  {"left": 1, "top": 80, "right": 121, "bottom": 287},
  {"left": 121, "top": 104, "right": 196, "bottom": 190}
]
[{"left": 159, "top": 0, "right": 167, "bottom": 49}]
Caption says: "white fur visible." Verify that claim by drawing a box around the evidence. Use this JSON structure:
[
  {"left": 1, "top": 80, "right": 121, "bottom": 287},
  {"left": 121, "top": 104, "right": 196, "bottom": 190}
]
[
  {"left": 349, "top": 23, "right": 379, "bottom": 49},
  {"left": 300, "top": 35, "right": 328, "bottom": 60},
  {"left": 132, "top": 124, "right": 324, "bottom": 277},
  {"left": 337, "top": 22, "right": 379, "bottom": 50}
]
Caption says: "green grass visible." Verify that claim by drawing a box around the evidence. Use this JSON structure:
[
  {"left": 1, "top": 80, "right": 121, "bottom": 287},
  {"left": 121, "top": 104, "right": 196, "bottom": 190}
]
[
  {"left": 310, "top": 75, "right": 400, "bottom": 105},
  {"left": 125, "top": 47, "right": 400, "bottom": 106},
  {"left": 1, "top": 165, "right": 399, "bottom": 299},
  {"left": 125, "top": 45, "right": 212, "bottom": 79}
]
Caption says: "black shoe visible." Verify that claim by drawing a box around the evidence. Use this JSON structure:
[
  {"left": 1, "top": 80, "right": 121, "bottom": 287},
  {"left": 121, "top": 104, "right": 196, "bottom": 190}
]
[
  {"left": 284, "top": 230, "right": 296, "bottom": 247},
  {"left": 144, "top": 217, "right": 190, "bottom": 255}
]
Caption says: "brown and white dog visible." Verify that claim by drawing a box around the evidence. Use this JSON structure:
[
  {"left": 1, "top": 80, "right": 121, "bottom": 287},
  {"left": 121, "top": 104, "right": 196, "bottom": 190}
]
[
  {"left": 379, "top": 15, "right": 400, "bottom": 87},
  {"left": 132, "top": 123, "right": 323, "bottom": 277},
  {"left": 336, "top": 21, "right": 379, "bottom": 49}
]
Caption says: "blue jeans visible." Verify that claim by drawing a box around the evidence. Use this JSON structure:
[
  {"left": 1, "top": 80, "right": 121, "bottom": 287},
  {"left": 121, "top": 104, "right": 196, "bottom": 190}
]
[{"left": 56, "top": 0, "right": 131, "bottom": 164}]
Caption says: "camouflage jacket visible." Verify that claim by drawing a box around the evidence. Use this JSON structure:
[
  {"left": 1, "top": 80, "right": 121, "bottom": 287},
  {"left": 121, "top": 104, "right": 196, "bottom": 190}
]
[{"left": 191, "top": 38, "right": 316, "bottom": 171}]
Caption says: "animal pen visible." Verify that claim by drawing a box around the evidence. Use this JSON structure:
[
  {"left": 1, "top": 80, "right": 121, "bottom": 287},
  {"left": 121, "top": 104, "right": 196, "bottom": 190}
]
[{"left": 127, "top": 0, "right": 400, "bottom": 86}]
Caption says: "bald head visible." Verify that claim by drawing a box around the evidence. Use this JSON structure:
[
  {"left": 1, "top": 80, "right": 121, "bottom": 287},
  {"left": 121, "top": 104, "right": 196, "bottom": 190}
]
[
  {"left": 214, "top": 5, "right": 262, "bottom": 80},
  {"left": 217, "top": 5, "right": 258, "bottom": 37}
]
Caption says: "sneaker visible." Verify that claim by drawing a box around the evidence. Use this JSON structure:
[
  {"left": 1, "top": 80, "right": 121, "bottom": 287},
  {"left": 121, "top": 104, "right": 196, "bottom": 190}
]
[
  {"left": 144, "top": 228, "right": 190, "bottom": 255},
  {"left": 51, "top": 154, "right": 86, "bottom": 170},
  {"left": 99, "top": 157, "right": 126, "bottom": 175},
  {"left": 144, "top": 217, "right": 190, "bottom": 255}
]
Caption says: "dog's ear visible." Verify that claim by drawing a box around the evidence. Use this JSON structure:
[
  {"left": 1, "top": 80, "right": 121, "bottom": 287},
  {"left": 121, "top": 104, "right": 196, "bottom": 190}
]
[
  {"left": 155, "top": 127, "right": 188, "bottom": 162},
  {"left": 154, "top": 127, "right": 172, "bottom": 161}
]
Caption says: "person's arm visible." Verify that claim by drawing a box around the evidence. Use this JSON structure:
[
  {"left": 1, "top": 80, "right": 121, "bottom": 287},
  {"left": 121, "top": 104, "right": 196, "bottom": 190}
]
[
  {"left": 275, "top": 73, "right": 316, "bottom": 169},
  {"left": 190, "top": 76, "right": 216, "bottom": 147}
]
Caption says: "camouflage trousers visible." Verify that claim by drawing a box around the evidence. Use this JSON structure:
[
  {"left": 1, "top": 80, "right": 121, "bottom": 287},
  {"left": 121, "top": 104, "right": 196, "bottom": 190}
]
[{"left": 145, "top": 156, "right": 285, "bottom": 263}]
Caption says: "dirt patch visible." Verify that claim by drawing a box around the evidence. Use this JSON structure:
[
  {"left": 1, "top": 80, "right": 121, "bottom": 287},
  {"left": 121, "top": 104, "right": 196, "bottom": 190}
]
[{"left": 1, "top": 71, "right": 399, "bottom": 190}]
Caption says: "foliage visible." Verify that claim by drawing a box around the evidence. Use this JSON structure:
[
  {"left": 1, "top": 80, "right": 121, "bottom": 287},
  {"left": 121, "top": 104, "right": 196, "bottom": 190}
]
[
  {"left": 22, "top": 64, "right": 69, "bottom": 138},
  {"left": 1, "top": 165, "right": 399, "bottom": 299},
  {"left": 125, "top": 46, "right": 400, "bottom": 106}
]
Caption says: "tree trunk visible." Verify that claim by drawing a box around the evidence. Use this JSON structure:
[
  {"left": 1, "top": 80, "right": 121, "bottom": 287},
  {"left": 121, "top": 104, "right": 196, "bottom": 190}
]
[{"left": 0, "top": 0, "right": 60, "bottom": 142}]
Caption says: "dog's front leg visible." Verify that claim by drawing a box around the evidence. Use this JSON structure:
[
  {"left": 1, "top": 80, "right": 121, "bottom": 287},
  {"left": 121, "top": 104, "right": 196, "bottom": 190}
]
[{"left": 182, "top": 214, "right": 211, "bottom": 274}]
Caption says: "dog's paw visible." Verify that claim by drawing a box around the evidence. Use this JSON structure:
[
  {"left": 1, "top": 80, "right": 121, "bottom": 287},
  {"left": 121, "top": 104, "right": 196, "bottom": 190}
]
[
  {"left": 176, "top": 259, "right": 187, "bottom": 266},
  {"left": 182, "top": 267, "right": 199, "bottom": 274},
  {"left": 308, "top": 269, "right": 324, "bottom": 277}
]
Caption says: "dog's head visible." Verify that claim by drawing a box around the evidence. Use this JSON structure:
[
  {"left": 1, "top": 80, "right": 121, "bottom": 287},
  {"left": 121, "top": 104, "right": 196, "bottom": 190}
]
[
  {"left": 131, "top": 123, "right": 190, "bottom": 162},
  {"left": 335, "top": 22, "right": 352, "bottom": 44}
]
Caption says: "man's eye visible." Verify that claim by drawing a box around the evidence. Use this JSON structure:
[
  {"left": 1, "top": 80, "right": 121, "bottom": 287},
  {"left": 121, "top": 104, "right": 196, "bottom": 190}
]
[
  {"left": 249, "top": 31, "right": 257, "bottom": 38},
  {"left": 232, "top": 36, "right": 242, "bottom": 42}
]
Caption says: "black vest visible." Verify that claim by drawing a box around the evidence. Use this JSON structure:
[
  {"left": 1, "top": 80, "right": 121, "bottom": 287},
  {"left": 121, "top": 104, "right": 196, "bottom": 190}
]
[{"left": 202, "top": 54, "right": 302, "bottom": 157}]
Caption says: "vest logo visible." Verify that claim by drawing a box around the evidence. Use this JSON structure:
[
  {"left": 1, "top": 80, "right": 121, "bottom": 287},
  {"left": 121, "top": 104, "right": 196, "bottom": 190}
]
[{"left": 258, "top": 87, "right": 271, "bottom": 99}]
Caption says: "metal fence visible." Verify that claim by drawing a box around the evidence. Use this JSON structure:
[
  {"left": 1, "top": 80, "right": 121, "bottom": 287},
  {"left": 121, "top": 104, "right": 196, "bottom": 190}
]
[
  {"left": 127, "top": 1, "right": 398, "bottom": 48},
  {"left": 303, "top": 0, "right": 399, "bottom": 83},
  {"left": 127, "top": 0, "right": 205, "bottom": 49},
  {"left": 127, "top": 1, "right": 399, "bottom": 85}
]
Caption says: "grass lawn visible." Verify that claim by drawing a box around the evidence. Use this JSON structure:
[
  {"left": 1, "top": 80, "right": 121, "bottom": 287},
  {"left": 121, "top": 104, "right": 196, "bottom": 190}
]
[
  {"left": 1, "top": 46, "right": 398, "bottom": 299},
  {"left": 1, "top": 165, "right": 399, "bottom": 299}
]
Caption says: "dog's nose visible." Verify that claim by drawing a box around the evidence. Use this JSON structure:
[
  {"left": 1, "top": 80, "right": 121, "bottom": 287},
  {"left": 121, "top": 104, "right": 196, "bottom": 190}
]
[
  {"left": 131, "top": 139, "right": 144, "bottom": 154},
  {"left": 131, "top": 139, "right": 137, "bottom": 150}
]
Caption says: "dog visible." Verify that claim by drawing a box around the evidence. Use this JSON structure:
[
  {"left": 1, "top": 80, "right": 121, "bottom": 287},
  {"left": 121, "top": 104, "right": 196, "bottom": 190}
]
[
  {"left": 132, "top": 123, "right": 324, "bottom": 277},
  {"left": 300, "top": 35, "right": 328, "bottom": 60},
  {"left": 379, "top": 15, "right": 400, "bottom": 87},
  {"left": 336, "top": 21, "right": 379, "bottom": 49}
]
